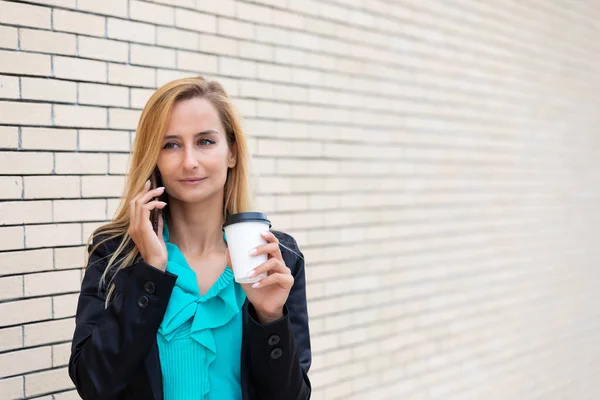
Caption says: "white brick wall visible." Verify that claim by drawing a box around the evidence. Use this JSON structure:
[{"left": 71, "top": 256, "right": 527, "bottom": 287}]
[{"left": 1, "top": 0, "right": 600, "bottom": 399}]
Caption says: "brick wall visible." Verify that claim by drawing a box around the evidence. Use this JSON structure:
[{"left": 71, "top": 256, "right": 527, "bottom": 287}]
[{"left": 1, "top": 0, "right": 600, "bottom": 398}]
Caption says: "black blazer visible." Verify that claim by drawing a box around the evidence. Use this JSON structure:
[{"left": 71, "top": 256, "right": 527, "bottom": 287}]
[{"left": 68, "top": 230, "right": 311, "bottom": 400}]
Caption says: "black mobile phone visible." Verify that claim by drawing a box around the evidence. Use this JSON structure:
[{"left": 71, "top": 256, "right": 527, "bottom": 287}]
[{"left": 149, "top": 168, "right": 163, "bottom": 234}]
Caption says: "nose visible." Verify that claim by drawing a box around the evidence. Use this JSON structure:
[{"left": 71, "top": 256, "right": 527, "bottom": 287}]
[{"left": 182, "top": 145, "right": 199, "bottom": 170}]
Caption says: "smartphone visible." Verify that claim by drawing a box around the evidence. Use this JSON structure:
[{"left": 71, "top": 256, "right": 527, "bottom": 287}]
[{"left": 149, "top": 167, "right": 164, "bottom": 234}]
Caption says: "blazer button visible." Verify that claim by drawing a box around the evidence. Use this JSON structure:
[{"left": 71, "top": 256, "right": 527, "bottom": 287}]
[
  {"left": 137, "top": 295, "right": 149, "bottom": 309},
  {"left": 268, "top": 335, "right": 280, "bottom": 346},
  {"left": 270, "top": 348, "right": 283, "bottom": 360},
  {"left": 144, "top": 281, "right": 155, "bottom": 294}
]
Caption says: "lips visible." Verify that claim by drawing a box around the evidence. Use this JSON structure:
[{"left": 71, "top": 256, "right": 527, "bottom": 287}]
[{"left": 180, "top": 177, "right": 206, "bottom": 184}]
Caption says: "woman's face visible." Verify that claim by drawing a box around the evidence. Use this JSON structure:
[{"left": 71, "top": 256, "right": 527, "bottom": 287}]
[{"left": 157, "top": 97, "right": 236, "bottom": 204}]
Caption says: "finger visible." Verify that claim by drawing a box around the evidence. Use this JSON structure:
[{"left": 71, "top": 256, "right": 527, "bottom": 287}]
[
  {"left": 139, "top": 186, "right": 165, "bottom": 205},
  {"left": 130, "top": 180, "right": 150, "bottom": 233},
  {"left": 252, "top": 272, "right": 294, "bottom": 290},
  {"left": 260, "top": 230, "right": 279, "bottom": 244},
  {"left": 157, "top": 211, "right": 164, "bottom": 242},
  {"left": 249, "top": 257, "right": 289, "bottom": 278},
  {"left": 250, "top": 242, "right": 282, "bottom": 260}
]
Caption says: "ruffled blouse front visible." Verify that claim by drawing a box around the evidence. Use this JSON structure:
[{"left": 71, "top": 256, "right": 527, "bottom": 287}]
[{"left": 157, "top": 224, "right": 246, "bottom": 400}]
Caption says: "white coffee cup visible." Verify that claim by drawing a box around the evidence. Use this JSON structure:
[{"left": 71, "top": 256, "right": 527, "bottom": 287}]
[{"left": 223, "top": 212, "right": 271, "bottom": 284}]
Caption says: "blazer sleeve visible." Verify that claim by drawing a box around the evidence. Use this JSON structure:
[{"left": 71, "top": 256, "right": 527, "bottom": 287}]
[
  {"left": 68, "top": 234, "right": 177, "bottom": 400},
  {"left": 246, "top": 237, "right": 312, "bottom": 400}
]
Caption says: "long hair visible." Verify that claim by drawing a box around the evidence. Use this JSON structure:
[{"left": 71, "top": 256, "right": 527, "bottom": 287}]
[{"left": 86, "top": 77, "right": 254, "bottom": 306}]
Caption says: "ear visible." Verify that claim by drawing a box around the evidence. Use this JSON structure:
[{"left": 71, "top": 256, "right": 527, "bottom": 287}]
[{"left": 227, "top": 146, "right": 237, "bottom": 169}]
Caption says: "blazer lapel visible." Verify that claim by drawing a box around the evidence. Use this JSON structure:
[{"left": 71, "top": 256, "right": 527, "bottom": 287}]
[{"left": 144, "top": 340, "right": 164, "bottom": 400}]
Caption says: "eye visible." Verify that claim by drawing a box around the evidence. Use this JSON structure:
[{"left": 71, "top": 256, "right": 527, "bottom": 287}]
[
  {"left": 163, "top": 142, "right": 179, "bottom": 149},
  {"left": 199, "top": 138, "right": 215, "bottom": 146}
]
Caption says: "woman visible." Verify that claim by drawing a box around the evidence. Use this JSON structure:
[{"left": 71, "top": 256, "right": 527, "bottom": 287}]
[{"left": 68, "top": 77, "right": 312, "bottom": 400}]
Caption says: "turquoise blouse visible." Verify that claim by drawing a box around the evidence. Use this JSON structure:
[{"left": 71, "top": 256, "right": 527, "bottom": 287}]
[{"left": 157, "top": 223, "right": 247, "bottom": 400}]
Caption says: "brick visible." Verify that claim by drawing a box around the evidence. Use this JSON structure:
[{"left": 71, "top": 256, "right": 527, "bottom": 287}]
[
  {"left": 0, "top": 376, "right": 23, "bottom": 399},
  {"left": 28, "top": 0, "right": 77, "bottom": 6},
  {"left": 0, "top": 101, "right": 51, "bottom": 125},
  {"left": 53, "top": 293, "right": 79, "bottom": 318},
  {"left": 0, "top": 346, "right": 52, "bottom": 377},
  {"left": 157, "top": 26, "right": 199, "bottom": 51},
  {"left": 257, "top": 63, "right": 292, "bottom": 82},
  {"left": 21, "top": 127, "right": 77, "bottom": 151},
  {"left": 198, "top": 33, "right": 238, "bottom": 56},
  {"left": 82, "top": 222, "right": 104, "bottom": 242},
  {"left": 0, "top": 25, "right": 17, "bottom": 49},
  {"left": 0, "top": 326, "right": 22, "bottom": 352},
  {"left": 79, "top": 83, "right": 129, "bottom": 107},
  {"left": 108, "top": 63, "right": 156, "bottom": 88},
  {"left": 272, "top": 9, "right": 304, "bottom": 29},
  {"left": 0, "top": 126, "right": 18, "bottom": 148},
  {"left": 53, "top": 56, "right": 106, "bottom": 83},
  {"left": 107, "top": 17, "right": 155, "bottom": 45},
  {"left": 52, "top": 342, "right": 72, "bottom": 367},
  {"left": 79, "top": 129, "right": 130, "bottom": 152},
  {"left": 53, "top": 199, "right": 106, "bottom": 222},
  {"left": 130, "top": 87, "right": 154, "bottom": 109},
  {"left": 54, "top": 9, "right": 105, "bottom": 36},
  {"left": 54, "top": 390, "right": 81, "bottom": 400},
  {"left": 25, "top": 367, "right": 72, "bottom": 397},
  {"left": 131, "top": 43, "right": 176, "bottom": 68},
  {"left": 81, "top": 175, "right": 126, "bottom": 197},
  {"left": 26, "top": 223, "right": 82, "bottom": 248},
  {"left": 0, "top": 1, "right": 51, "bottom": 28},
  {"left": 20, "top": 29, "right": 76, "bottom": 55},
  {"left": 109, "top": 108, "right": 141, "bottom": 130},
  {"left": 107, "top": 199, "right": 121, "bottom": 218},
  {"left": 0, "top": 200, "right": 52, "bottom": 225},
  {"left": 54, "top": 104, "right": 107, "bottom": 128},
  {"left": 236, "top": 2, "right": 273, "bottom": 24},
  {"left": 219, "top": 57, "right": 256, "bottom": 78},
  {"left": 109, "top": 153, "right": 131, "bottom": 174},
  {"left": 55, "top": 153, "right": 107, "bottom": 174},
  {"left": 177, "top": 50, "right": 218, "bottom": 73},
  {"left": 55, "top": 246, "right": 85, "bottom": 270},
  {"left": 0, "top": 249, "right": 52, "bottom": 275},
  {"left": 0, "top": 49, "right": 51, "bottom": 76},
  {"left": 175, "top": 8, "right": 216, "bottom": 33},
  {"left": 78, "top": 36, "right": 128, "bottom": 63},
  {"left": 0, "top": 75, "right": 19, "bottom": 100},
  {"left": 196, "top": 0, "right": 235, "bottom": 16},
  {"left": 25, "top": 270, "right": 81, "bottom": 297},
  {"left": 239, "top": 41, "right": 274, "bottom": 62},
  {"left": 21, "top": 77, "right": 77, "bottom": 103},
  {"left": 156, "top": 67, "right": 192, "bottom": 87},
  {"left": 217, "top": 18, "right": 254, "bottom": 40},
  {"left": 0, "top": 297, "right": 52, "bottom": 326},
  {"left": 0, "top": 275, "right": 23, "bottom": 301},
  {"left": 24, "top": 176, "right": 80, "bottom": 199},
  {"left": 0, "top": 152, "right": 53, "bottom": 175},
  {"left": 130, "top": 0, "right": 174, "bottom": 25},
  {"left": 255, "top": 25, "right": 289, "bottom": 46},
  {"left": 77, "top": 0, "right": 127, "bottom": 18}
]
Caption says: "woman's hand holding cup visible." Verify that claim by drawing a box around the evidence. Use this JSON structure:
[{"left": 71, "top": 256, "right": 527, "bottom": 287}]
[{"left": 128, "top": 180, "right": 168, "bottom": 271}]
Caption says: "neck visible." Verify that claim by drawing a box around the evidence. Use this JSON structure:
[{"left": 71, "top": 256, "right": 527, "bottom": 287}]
[{"left": 166, "top": 192, "right": 226, "bottom": 257}]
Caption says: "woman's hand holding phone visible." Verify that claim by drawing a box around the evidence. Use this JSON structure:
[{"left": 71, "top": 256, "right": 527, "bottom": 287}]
[{"left": 128, "top": 180, "right": 168, "bottom": 271}]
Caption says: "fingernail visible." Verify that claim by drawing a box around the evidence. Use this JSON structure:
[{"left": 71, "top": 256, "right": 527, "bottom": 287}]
[
  {"left": 252, "top": 282, "right": 260, "bottom": 289},
  {"left": 260, "top": 231, "right": 268, "bottom": 237},
  {"left": 249, "top": 248, "right": 257, "bottom": 256},
  {"left": 158, "top": 186, "right": 165, "bottom": 191},
  {"left": 248, "top": 269, "right": 256, "bottom": 277}
]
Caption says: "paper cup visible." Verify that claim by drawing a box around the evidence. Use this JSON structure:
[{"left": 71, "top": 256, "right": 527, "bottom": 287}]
[{"left": 223, "top": 212, "right": 272, "bottom": 284}]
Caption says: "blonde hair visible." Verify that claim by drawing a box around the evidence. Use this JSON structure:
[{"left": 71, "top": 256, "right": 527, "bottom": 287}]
[{"left": 86, "top": 76, "right": 254, "bottom": 306}]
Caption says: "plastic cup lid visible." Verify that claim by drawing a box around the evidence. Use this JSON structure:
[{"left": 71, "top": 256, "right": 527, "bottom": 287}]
[{"left": 222, "top": 212, "right": 271, "bottom": 231}]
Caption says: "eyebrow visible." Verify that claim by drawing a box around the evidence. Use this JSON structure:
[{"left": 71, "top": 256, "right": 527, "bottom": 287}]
[{"left": 163, "top": 130, "right": 220, "bottom": 140}]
